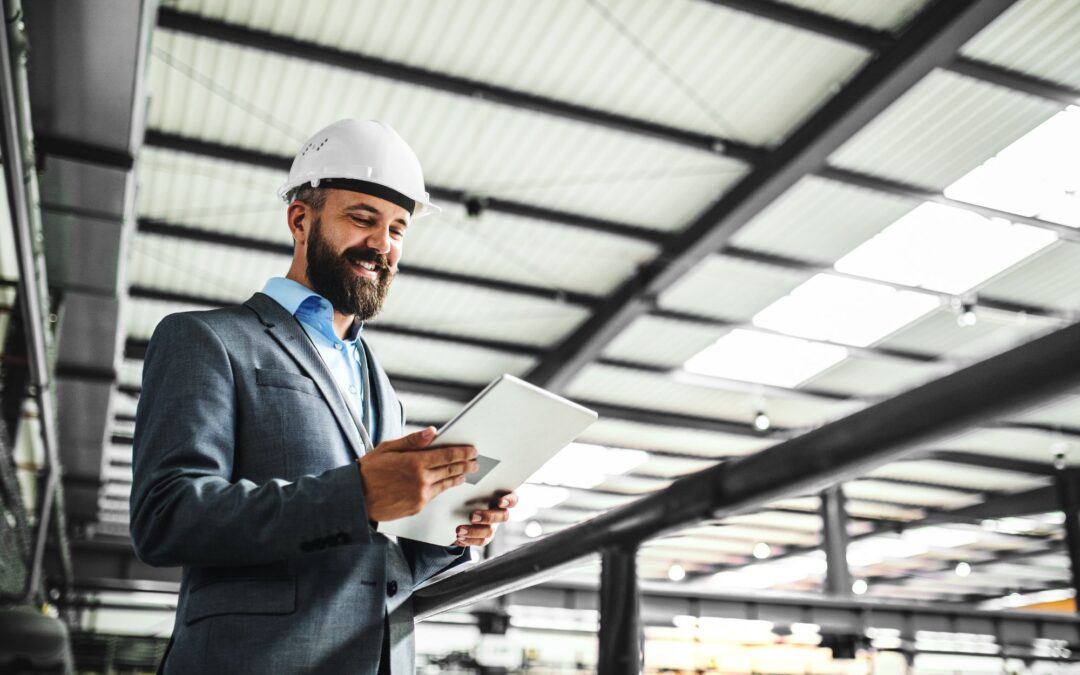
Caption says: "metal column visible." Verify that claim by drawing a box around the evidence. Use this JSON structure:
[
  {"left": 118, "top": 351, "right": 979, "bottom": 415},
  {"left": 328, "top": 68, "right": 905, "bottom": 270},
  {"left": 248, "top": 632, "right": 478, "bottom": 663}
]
[
  {"left": 821, "top": 485, "right": 852, "bottom": 596},
  {"left": 1054, "top": 466, "right": 1080, "bottom": 613},
  {"left": 598, "top": 544, "right": 641, "bottom": 675}
]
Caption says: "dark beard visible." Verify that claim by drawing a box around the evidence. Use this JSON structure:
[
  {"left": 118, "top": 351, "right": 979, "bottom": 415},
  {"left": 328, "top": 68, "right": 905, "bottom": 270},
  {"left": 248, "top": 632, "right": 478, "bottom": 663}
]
[{"left": 306, "top": 217, "right": 395, "bottom": 320}]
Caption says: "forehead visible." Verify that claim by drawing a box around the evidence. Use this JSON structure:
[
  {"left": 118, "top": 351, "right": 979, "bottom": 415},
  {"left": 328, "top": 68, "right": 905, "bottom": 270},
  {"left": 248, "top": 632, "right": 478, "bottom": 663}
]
[{"left": 324, "top": 188, "right": 410, "bottom": 225}]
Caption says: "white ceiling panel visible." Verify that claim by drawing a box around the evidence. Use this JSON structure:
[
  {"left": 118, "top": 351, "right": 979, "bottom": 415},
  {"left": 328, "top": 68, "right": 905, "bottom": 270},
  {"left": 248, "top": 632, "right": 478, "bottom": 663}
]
[
  {"left": 577, "top": 418, "right": 774, "bottom": 459},
  {"left": 774, "top": 0, "right": 930, "bottom": 31},
  {"left": 396, "top": 393, "right": 466, "bottom": 426},
  {"left": 935, "top": 428, "right": 1065, "bottom": 467},
  {"left": 148, "top": 30, "right": 747, "bottom": 231},
  {"left": 978, "top": 242, "right": 1080, "bottom": 314},
  {"left": 828, "top": 70, "right": 1064, "bottom": 191},
  {"left": 126, "top": 297, "right": 213, "bottom": 341},
  {"left": 362, "top": 332, "right": 536, "bottom": 387},
  {"left": 961, "top": 0, "right": 1080, "bottom": 89},
  {"left": 731, "top": 176, "right": 917, "bottom": 266},
  {"left": 634, "top": 454, "right": 717, "bottom": 479},
  {"left": 168, "top": 0, "right": 869, "bottom": 146},
  {"left": 566, "top": 363, "right": 861, "bottom": 429},
  {"left": 868, "top": 460, "right": 1048, "bottom": 493},
  {"left": 877, "top": 306, "right": 1059, "bottom": 361},
  {"left": 1014, "top": 393, "right": 1080, "bottom": 429},
  {"left": 843, "top": 480, "right": 981, "bottom": 509},
  {"left": 131, "top": 234, "right": 283, "bottom": 300},
  {"left": 803, "top": 354, "right": 947, "bottom": 398},
  {"left": 658, "top": 255, "right": 812, "bottom": 322}
]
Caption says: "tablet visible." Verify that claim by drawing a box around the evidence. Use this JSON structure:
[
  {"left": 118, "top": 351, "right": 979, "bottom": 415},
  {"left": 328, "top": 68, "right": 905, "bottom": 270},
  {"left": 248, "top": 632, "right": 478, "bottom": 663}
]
[{"left": 378, "top": 374, "right": 598, "bottom": 545}]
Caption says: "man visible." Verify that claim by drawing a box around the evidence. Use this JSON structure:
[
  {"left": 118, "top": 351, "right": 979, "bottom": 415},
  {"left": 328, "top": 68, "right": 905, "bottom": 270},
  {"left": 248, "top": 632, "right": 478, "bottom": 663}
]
[{"left": 130, "top": 119, "right": 516, "bottom": 673}]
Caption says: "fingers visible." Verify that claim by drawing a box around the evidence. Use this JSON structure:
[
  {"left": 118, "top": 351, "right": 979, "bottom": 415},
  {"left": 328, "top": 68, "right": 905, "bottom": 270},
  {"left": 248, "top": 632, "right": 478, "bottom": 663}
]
[
  {"left": 489, "top": 491, "right": 518, "bottom": 509},
  {"left": 376, "top": 427, "right": 436, "bottom": 453},
  {"left": 430, "top": 459, "right": 479, "bottom": 482},
  {"left": 423, "top": 445, "right": 478, "bottom": 468},
  {"left": 469, "top": 508, "right": 510, "bottom": 525},
  {"left": 454, "top": 524, "right": 494, "bottom": 547}
]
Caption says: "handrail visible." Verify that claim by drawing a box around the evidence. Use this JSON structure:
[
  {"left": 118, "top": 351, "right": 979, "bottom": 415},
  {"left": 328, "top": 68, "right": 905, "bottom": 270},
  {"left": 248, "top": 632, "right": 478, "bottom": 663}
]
[{"left": 415, "top": 319, "right": 1080, "bottom": 620}]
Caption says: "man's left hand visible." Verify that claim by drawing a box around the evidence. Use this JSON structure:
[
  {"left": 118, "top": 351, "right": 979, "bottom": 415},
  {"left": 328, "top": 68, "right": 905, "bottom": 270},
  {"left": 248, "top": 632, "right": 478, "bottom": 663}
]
[{"left": 453, "top": 491, "right": 518, "bottom": 547}]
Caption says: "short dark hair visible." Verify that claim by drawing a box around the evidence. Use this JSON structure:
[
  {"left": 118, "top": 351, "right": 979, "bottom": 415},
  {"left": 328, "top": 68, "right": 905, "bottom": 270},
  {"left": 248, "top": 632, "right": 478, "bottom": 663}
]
[{"left": 286, "top": 184, "right": 328, "bottom": 211}]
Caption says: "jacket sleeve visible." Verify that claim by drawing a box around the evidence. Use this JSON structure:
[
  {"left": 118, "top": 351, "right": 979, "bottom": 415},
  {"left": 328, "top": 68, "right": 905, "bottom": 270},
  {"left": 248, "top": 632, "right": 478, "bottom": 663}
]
[{"left": 129, "top": 312, "right": 373, "bottom": 568}]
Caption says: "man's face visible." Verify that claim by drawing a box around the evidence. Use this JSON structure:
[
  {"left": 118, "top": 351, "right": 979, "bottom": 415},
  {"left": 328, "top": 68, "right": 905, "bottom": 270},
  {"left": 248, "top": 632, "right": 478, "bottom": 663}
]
[{"left": 304, "top": 189, "right": 409, "bottom": 320}]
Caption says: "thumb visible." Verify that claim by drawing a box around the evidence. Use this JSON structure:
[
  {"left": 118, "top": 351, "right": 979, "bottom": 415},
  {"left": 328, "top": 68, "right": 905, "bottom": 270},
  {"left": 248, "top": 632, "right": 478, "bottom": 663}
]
[{"left": 375, "top": 426, "right": 436, "bottom": 453}]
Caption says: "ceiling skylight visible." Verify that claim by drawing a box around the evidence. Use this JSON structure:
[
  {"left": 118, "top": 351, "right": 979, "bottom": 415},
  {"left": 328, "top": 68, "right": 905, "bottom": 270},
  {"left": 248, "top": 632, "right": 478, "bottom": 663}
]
[
  {"left": 752, "top": 274, "right": 939, "bottom": 347},
  {"left": 945, "top": 107, "right": 1080, "bottom": 228},
  {"left": 834, "top": 202, "right": 1057, "bottom": 294},
  {"left": 528, "top": 442, "right": 648, "bottom": 489},
  {"left": 682, "top": 328, "right": 848, "bottom": 388}
]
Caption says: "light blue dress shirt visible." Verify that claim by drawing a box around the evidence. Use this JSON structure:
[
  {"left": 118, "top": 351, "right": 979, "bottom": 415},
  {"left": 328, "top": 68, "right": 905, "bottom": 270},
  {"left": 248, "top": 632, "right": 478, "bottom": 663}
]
[{"left": 260, "top": 277, "right": 376, "bottom": 444}]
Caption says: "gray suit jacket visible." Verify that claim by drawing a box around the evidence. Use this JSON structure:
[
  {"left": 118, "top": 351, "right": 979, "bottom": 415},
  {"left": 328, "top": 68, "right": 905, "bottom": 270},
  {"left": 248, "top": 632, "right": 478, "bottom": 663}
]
[{"left": 129, "top": 292, "right": 466, "bottom": 674}]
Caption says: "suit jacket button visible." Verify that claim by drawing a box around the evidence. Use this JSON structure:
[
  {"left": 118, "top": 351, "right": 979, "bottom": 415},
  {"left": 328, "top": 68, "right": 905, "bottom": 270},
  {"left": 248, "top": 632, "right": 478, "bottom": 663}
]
[{"left": 386, "top": 581, "right": 398, "bottom": 597}]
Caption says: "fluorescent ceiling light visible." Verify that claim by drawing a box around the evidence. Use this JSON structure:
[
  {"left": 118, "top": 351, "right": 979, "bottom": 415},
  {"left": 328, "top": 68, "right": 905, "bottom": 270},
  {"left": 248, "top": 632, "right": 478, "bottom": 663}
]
[
  {"left": 683, "top": 328, "right": 848, "bottom": 388},
  {"left": 946, "top": 107, "right": 1080, "bottom": 228},
  {"left": 834, "top": 202, "right": 1057, "bottom": 294},
  {"left": 753, "top": 274, "right": 939, "bottom": 347},
  {"left": 902, "top": 526, "right": 981, "bottom": 548},
  {"left": 528, "top": 443, "right": 648, "bottom": 489}
]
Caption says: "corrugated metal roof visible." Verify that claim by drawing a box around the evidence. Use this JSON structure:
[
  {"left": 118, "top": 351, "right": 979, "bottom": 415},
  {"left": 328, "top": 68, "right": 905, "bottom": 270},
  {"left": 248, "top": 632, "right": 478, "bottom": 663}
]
[
  {"left": 601, "top": 314, "right": 727, "bottom": 368},
  {"left": 843, "top": 480, "right": 981, "bottom": 509},
  {"left": 126, "top": 297, "right": 212, "bottom": 340},
  {"left": 168, "top": 0, "right": 869, "bottom": 146},
  {"left": 724, "top": 510, "right": 823, "bottom": 532},
  {"left": 828, "top": 70, "right": 1064, "bottom": 191},
  {"left": 131, "top": 233, "right": 283, "bottom": 300},
  {"left": 1015, "top": 393, "right": 1080, "bottom": 429},
  {"left": 396, "top": 393, "right": 465, "bottom": 426},
  {"left": 148, "top": 30, "right": 747, "bottom": 231},
  {"left": 139, "top": 147, "right": 657, "bottom": 296},
  {"left": 362, "top": 332, "right": 536, "bottom": 386},
  {"left": 731, "top": 175, "right": 917, "bottom": 266},
  {"left": 803, "top": 354, "right": 947, "bottom": 398},
  {"left": 978, "top": 241, "right": 1080, "bottom": 314},
  {"left": 868, "top": 459, "right": 1048, "bottom": 493},
  {"left": 658, "top": 254, "right": 813, "bottom": 321},
  {"left": 565, "top": 363, "right": 861, "bottom": 429},
  {"left": 634, "top": 454, "right": 717, "bottom": 479},
  {"left": 877, "top": 306, "right": 1059, "bottom": 361},
  {"left": 577, "top": 418, "right": 775, "bottom": 458},
  {"left": 774, "top": 0, "right": 929, "bottom": 31},
  {"left": 961, "top": 0, "right": 1080, "bottom": 89}
]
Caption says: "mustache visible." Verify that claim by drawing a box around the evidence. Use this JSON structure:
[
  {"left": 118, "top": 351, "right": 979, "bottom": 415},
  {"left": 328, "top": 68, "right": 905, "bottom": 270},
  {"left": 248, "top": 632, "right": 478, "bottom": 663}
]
[{"left": 343, "top": 247, "right": 393, "bottom": 273}]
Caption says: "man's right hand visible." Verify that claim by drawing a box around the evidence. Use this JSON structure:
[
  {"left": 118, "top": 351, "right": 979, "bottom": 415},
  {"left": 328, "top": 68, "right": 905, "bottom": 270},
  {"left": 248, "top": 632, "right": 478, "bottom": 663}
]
[{"left": 358, "top": 427, "right": 478, "bottom": 522}]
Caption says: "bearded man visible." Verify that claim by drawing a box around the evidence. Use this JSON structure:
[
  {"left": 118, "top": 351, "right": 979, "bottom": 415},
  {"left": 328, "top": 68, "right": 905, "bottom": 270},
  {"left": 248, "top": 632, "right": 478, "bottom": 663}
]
[{"left": 130, "top": 120, "right": 516, "bottom": 674}]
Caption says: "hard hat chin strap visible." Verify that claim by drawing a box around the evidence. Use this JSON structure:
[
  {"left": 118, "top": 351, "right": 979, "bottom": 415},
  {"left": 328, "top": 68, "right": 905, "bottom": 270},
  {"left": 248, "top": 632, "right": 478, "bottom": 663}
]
[{"left": 315, "top": 178, "right": 417, "bottom": 215}]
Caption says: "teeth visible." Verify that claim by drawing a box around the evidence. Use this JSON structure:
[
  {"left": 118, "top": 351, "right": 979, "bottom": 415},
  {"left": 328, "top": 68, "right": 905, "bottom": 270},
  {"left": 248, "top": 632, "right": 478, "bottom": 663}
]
[{"left": 360, "top": 262, "right": 376, "bottom": 271}]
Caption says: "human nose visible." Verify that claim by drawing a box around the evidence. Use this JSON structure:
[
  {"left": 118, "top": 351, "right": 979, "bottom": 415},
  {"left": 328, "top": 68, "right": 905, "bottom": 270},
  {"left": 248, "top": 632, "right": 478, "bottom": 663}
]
[{"left": 365, "top": 224, "right": 392, "bottom": 255}]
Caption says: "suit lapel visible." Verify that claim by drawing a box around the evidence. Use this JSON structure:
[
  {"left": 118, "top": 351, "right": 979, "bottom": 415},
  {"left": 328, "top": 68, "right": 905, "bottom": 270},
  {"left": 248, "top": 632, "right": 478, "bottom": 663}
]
[{"left": 244, "top": 293, "right": 367, "bottom": 459}]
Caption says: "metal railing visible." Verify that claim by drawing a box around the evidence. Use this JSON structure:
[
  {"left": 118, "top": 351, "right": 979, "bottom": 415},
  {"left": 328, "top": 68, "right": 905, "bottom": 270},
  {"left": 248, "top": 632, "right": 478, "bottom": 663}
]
[{"left": 414, "top": 319, "right": 1080, "bottom": 672}]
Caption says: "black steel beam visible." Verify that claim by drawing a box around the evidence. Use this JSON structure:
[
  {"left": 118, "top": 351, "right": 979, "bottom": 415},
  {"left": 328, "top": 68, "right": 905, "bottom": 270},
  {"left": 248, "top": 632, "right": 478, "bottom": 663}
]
[
  {"left": 34, "top": 132, "right": 135, "bottom": 170},
  {"left": 524, "top": 0, "right": 1019, "bottom": 391},
  {"left": 154, "top": 8, "right": 763, "bottom": 165},
  {"left": 413, "top": 314, "right": 1080, "bottom": 619},
  {"left": 143, "top": 130, "right": 667, "bottom": 245},
  {"left": 136, "top": 218, "right": 602, "bottom": 307},
  {"left": 705, "top": 0, "right": 889, "bottom": 50},
  {"left": 1055, "top": 466, "right": 1080, "bottom": 614},
  {"left": 950, "top": 57, "right": 1080, "bottom": 107},
  {"left": 597, "top": 545, "right": 641, "bottom": 674}
]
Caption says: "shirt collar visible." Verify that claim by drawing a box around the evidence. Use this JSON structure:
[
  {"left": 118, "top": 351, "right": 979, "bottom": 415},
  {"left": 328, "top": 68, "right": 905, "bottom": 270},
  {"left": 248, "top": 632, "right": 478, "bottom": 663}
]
[{"left": 260, "top": 277, "right": 363, "bottom": 342}]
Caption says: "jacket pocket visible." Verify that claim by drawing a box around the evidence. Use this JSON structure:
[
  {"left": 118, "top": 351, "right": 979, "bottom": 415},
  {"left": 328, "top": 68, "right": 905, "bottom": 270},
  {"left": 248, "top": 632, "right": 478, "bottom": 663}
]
[
  {"left": 184, "top": 577, "right": 296, "bottom": 625},
  {"left": 255, "top": 368, "right": 320, "bottom": 397}
]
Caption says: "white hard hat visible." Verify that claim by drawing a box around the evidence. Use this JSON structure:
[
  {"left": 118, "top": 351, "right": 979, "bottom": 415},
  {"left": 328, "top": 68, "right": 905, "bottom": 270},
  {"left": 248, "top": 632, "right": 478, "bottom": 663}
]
[{"left": 278, "top": 119, "right": 439, "bottom": 218}]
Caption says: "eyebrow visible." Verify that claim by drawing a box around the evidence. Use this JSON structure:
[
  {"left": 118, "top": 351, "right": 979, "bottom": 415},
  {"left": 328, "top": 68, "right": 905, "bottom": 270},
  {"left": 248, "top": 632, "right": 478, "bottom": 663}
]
[{"left": 344, "top": 203, "right": 409, "bottom": 228}]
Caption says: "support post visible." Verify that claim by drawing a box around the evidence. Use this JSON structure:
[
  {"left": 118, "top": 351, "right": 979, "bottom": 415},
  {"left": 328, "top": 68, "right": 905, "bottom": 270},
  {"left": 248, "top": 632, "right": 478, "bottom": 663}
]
[
  {"left": 598, "top": 545, "right": 640, "bottom": 675},
  {"left": 1054, "top": 465, "right": 1080, "bottom": 614},
  {"left": 821, "top": 485, "right": 852, "bottom": 596}
]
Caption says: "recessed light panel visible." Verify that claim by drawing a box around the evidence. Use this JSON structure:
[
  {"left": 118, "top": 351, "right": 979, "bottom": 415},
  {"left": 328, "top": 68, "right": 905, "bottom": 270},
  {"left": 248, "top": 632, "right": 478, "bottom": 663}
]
[{"left": 752, "top": 274, "right": 939, "bottom": 347}]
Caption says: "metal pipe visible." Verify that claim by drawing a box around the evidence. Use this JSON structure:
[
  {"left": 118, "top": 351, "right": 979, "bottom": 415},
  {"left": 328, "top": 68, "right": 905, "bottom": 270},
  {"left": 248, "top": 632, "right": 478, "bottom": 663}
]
[
  {"left": 0, "top": 0, "right": 72, "bottom": 602},
  {"left": 414, "top": 319, "right": 1080, "bottom": 619},
  {"left": 598, "top": 545, "right": 641, "bottom": 675},
  {"left": 820, "top": 485, "right": 852, "bottom": 596}
]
